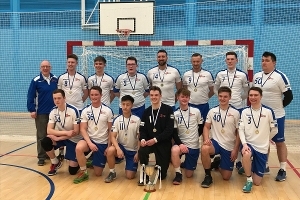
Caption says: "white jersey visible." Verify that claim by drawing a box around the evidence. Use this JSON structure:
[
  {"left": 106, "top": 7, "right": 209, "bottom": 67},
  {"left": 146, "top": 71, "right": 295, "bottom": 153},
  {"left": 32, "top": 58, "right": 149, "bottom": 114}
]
[
  {"left": 48, "top": 103, "right": 81, "bottom": 143},
  {"left": 112, "top": 114, "right": 140, "bottom": 151},
  {"left": 88, "top": 73, "right": 114, "bottom": 106},
  {"left": 174, "top": 107, "right": 203, "bottom": 149},
  {"left": 114, "top": 72, "right": 149, "bottom": 108},
  {"left": 253, "top": 69, "right": 291, "bottom": 118},
  {"left": 81, "top": 104, "right": 114, "bottom": 144},
  {"left": 183, "top": 69, "right": 214, "bottom": 104},
  {"left": 239, "top": 105, "right": 277, "bottom": 154},
  {"left": 206, "top": 105, "right": 240, "bottom": 151},
  {"left": 147, "top": 65, "right": 182, "bottom": 107},
  {"left": 58, "top": 72, "right": 88, "bottom": 110},
  {"left": 215, "top": 69, "right": 249, "bottom": 109}
]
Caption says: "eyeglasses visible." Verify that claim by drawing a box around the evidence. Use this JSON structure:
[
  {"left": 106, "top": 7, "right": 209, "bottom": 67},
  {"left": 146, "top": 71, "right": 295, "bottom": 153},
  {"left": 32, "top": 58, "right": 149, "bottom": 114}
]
[
  {"left": 126, "top": 63, "right": 137, "bottom": 66},
  {"left": 41, "top": 65, "right": 51, "bottom": 68}
]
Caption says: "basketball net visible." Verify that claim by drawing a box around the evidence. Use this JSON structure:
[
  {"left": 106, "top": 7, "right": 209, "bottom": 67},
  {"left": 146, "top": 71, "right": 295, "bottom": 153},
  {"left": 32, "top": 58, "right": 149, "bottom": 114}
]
[{"left": 116, "top": 29, "right": 132, "bottom": 41}]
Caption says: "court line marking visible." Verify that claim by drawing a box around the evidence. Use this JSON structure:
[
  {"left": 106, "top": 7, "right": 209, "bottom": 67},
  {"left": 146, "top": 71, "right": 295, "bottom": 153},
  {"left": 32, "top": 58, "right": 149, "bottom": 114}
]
[
  {"left": 0, "top": 142, "right": 36, "bottom": 158},
  {"left": 0, "top": 163, "right": 55, "bottom": 200},
  {"left": 143, "top": 192, "right": 151, "bottom": 200},
  {"left": 287, "top": 159, "right": 300, "bottom": 178}
]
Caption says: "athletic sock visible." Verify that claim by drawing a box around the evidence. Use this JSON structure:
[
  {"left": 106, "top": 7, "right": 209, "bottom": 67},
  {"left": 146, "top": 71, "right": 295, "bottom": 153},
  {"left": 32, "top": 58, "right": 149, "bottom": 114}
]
[
  {"left": 247, "top": 176, "right": 253, "bottom": 182},
  {"left": 110, "top": 168, "right": 115, "bottom": 173},
  {"left": 59, "top": 148, "right": 64, "bottom": 155},
  {"left": 266, "top": 161, "right": 269, "bottom": 168},
  {"left": 80, "top": 166, "right": 87, "bottom": 171},
  {"left": 204, "top": 169, "right": 211, "bottom": 176},
  {"left": 280, "top": 162, "right": 286, "bottom": 171},
  {"left": 51, "top": 157, "right": 59, "bottom": 165},
  {"left": 174, "top": 167, "right": 181, "bottom": 174}
]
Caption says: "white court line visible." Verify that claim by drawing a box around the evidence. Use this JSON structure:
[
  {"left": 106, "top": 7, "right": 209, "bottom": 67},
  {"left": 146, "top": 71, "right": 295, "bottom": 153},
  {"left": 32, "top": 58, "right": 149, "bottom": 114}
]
[{"left": 0, "top": 135, "right": 35, "bottom": 142}]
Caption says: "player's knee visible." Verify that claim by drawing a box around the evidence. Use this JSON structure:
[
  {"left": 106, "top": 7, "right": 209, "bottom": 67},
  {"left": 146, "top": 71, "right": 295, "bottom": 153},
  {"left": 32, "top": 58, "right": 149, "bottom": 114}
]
[
  {"left": 41, "top": 137, "right": 53, "bottom": 152},
  {"left": 69, "top": 166, "right": 79, "bottom": 175},
  {"left": 171, "top": 145, "right": 180, "bottom": 154},
  {"left": 242, "top": 150, "right": 251, "bottom": 158},
  {"left": 107, "top": 146, "right": 116, "bottom": 156},
  {"left": 201, "top": 145, "right": 210, "bottom": 154}
]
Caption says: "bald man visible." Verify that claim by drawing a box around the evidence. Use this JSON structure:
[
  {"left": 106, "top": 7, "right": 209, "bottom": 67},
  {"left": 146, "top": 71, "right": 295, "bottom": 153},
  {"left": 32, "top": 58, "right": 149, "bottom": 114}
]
[{"left": 27, "top": 60, "right": 58, "bottom": 166}]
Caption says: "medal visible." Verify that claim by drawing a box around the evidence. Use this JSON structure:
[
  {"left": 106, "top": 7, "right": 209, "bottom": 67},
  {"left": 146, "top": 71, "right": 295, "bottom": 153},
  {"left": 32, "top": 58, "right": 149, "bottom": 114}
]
[
  {"left": 57, "top": 105, "right": 67, "bottom": 128},
  {"left": 122, "top": 114, "right": 131, "bottom": 136},
  {"left": 194, "top": 88, "right": 197, "bottom": 92},
  {"left": 192, "top": 70, "right": 201, "bottom": 91},
  {"left": 67, "top": 72, "right": 76, "bottom": 92},
  {"left": 127, "top": 73, "right": 137, "bottom": 96},
  {"left": 179, "top": 107, "right": 190, "bottom": 135},
  {"left": 221, "top": 129, "right": 225, "bottom": 133},
  {"left": 250, "top": 107, "right": 262, "bottom": 134},
  {"left": 94, "top": 74, "right": 104, "bottom": 87},
  {"left": 132, "top": 91, "right": 135, "bottom": 95},
  {"left": 91, "top": 105, "right": 102, "bottom": 132},
  {"left": 158, "top": 66, "right": 167, "bottom": 88},
  {"left": 153, "top": 128, "right": 157, "bottom": 132},
  {"left": 186, "top": 130, "right": 190, "bottom": 134},
  {"left": 151, "top": 104, "right": 161, "bottom": 134},
  {"left": 94, "top": 127, "right": 98, "bottom": 131},
  {"left": 226, "top": 69, "right": 237, "bottom": 88},
  {"left": 69, "top": 91, "right": 72, "bottom": 94},
  {"left": 161, "top": 83, "right": 163, "bottom": 87},
  {"left": 219, "top": 106, "right": 229, "bottom": 134}
]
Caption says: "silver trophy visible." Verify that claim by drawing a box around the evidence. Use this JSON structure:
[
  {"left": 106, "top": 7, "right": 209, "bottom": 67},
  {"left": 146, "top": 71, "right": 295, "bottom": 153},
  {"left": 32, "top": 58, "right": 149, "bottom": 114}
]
[{"left": 141, "top": 164, "right": 161, "bottom": 192}]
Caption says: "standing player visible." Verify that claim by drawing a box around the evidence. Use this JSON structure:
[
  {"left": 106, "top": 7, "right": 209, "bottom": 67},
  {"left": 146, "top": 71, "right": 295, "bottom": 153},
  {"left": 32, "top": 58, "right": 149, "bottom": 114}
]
[
  {"left": 214, "top": 51, "right": 249, "bottom": 169},
  {"left": 200, "top": 87, "right": 240, "bottom": 188},
  {"left": 239, "top": 87, "right": 278, "bottom": 193},
  {"left": 114, "top": 56, "right": 149, "bottom": 119},
  {"left": 73, "top": 86, "right": 114, "bottom": 184},
  {"left": 40, "top": 89, "right": 81, "bottom": 176},
  {"left": 253, "top": 52, "right": 293, "bottom": 181},
  {"left": 138, "top": 86, "right": 174, "bottom": 185},
  {"left": 147, "top": 50, "right": 182, "bottom": 110},
  {"left": 183, "top": 53, "right": 214, "bottom": 121},
  {"left": 58, "top": 54, "right": 88, "bottom": 159},
  {"left": 87, "top": 56, "right": 115, "bottom": 106},
  {"left": 27, "top": 60, "right": 58, "bottom": 166},
  {"left": 105, "top": 95, "right": 140, "bottom": 183},
  {"left": 171, "top": 88, "right": 203, "bottom": 185}
]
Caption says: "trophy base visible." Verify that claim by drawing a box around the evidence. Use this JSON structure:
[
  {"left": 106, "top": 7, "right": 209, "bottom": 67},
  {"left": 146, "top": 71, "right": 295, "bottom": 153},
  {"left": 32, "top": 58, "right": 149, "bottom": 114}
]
[{"left": 144, "top": 185, "right": 156, "bottom": 193}]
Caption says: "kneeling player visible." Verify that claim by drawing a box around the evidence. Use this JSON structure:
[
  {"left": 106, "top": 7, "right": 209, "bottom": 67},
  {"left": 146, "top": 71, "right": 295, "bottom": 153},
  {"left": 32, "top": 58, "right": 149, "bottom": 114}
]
[
  {"left": 171, "top": 88, "right": 203, "bottom": 185},
  {"left": 41, "top": 89, "right": 81, "bottom": 176},
  {"left": 200, "top": 87, "right": 240, "bottom": 188},
  {"left": 105, "top": 95, "right": 140, "bottom": 183},
  {"left": 239, "top": 87, "right": 277, "bottom": 193}
]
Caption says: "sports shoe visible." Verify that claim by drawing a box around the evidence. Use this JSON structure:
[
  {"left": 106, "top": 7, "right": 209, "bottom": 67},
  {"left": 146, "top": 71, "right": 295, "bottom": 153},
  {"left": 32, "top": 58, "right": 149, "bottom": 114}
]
[
  {"left": 57, "top": 154, "right": 64, "bottom": 162},
  {"left": 73, "top": 170, "right": 89, "bottom": 184},
  {"left": 172, "top": 172, "right": 182, "bottom": 185},
  {"left": 48, "top": 160, "right": 62, "bottom": 176},
  {"left": 238, "top": 167, "right": 245, "bottom": 175},
  {"left": 235, "top": 161, "right": 242, "bottom": 170},
  {"left": 275, "top": 169, "right": 286, "bottom": 182},
  {"left": 115, "top": 157, "right": 124, "bottom": 164},
  {"left": 210, "top": 156, "right": 221, "bottom": 170},
  {"left": 201, "top": 175, "right": 213, "bottom": 188},
  {"left": 242, "top": 181, "right": 253, "bottom": 193},
  {"left": 37, "top": 160, "right": 45, "bottom": 166},
  {"left": 105, "top": 172, "right": 117, "bottom": 183},
  {"left": 264, "top": 166, "right": 270, "bottom": 175}
]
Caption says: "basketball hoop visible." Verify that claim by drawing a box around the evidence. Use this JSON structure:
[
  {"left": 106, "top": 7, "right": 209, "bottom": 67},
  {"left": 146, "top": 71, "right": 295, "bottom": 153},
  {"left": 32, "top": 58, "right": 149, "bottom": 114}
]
[{"left": 116, "top": 29, "right": 132, "bottom": 41}]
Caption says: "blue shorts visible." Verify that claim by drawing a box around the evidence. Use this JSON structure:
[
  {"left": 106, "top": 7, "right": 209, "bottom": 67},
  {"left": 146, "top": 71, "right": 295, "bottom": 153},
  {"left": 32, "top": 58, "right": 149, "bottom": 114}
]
[
  {"left": 119, "top": 104, "right": 145, "bottom": 119},
  {"left": 189, "top": 103, "right": 209, "bottom": 122},
  {"left": 90, "top": 140, "right": 108, "bottom": 168},
  {"left": 182, "top": 147, "right": 200, "bottom": 171},
  {"left": 272, "top": 116, "right": 285, "bottom": 142},
  {"left": 55, "top": 140, "right": 77, "bottom": 162},
  {"left": 211, "top": 139, "right": 234, "bottom": 171},
  {"left": 243, "top": 144, "right": 267, "bottom": 177},
  {"left": 118, "top": 144, "right": 138, "bottom": 171}
]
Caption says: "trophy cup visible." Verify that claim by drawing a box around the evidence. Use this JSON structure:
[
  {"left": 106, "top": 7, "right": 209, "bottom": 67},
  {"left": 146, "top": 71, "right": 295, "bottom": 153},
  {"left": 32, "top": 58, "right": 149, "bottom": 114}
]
[{"left": 142, "top": 164, "right": 161, "bottom": 192}]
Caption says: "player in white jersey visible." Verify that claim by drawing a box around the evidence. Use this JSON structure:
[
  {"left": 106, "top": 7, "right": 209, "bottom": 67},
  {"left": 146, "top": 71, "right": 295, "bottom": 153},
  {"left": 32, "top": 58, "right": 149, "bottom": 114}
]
[
  {"left": 239, "top": 87, "right": 278, "bottom": 193},
  {"left": 40, "top": 89, "right": 81, "bottom": 176},
  {"left": 253, "top": 52, "right": 293, "bottom": 182},
  {"left": 105, "top": 95, "right": 140, "bottom": 183},
  {"left": 58, "top": 54, "right": 88, "bottom": 111},
  {"left": 114, "top": 56, "right": 149, "bottom": 119},
  {"left": 73, "top": 86, "right": 114, "bottom": 184},
  {"left": 214, "top": 51, "right": 249, "bottom": 170},
  {"left": 171, "top": 88, "right": 203, "bottom": 185},
  {"left": 88, "top": 56, "right": 115, "bottom": 106},
  {"left": 147, "top": 50, "right": 182, "bottom": 110},
  {"left": 183, "top": 53, "right": 214, "bottom": 120},
  {"left": 200, "top": 86, "right": 240, "bottom": 188}
]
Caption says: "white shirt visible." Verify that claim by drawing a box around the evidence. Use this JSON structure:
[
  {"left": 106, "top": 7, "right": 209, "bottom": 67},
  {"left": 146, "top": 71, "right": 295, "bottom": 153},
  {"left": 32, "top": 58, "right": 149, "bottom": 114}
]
[
  {"left": 88, "top": 73, "right": 114, "bottom": 106},
  {"left": 48, "top": 103, "right": 81, "bottom": 143},
  {"left": 114, "top": 72, "right": 149, "bottom": 108},
  {"left": 183, "top": 69, "right": 214, "bottom": 104},
  {"left": 81, "top": 104, "right": 114, "bottom": 144},
  {"left": 174, "top": 106, "right": 203, "bottom": 149},
  {"left": 147, "top": 65, "right": 182, "bottom": 106},
  {"left": 239, "top": 105, "right": 278, "bottom": 154},
  {"left": 112, "top": 114, "right": 140, "bottom": 151},
  {"left": 214, "top": 69, "right": 249, "bottom": 109},
  {"left": 206, "top": 105, "right": 240, "bottom": 151},
  {"left": 58, "top": 72, "right": 88, "bottom": 110},
  {"left": 253, "top": 69, "right": 291, "bottom": 118}
]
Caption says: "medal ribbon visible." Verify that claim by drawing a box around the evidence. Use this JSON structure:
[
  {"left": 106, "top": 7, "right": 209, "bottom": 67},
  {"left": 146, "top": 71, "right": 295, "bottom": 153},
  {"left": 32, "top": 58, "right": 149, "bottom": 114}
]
[
  {"left": 250, "top": 106, "right": 262, "bottom": 130},
  {"left": 122, "top": 114, "right": 131, "bottom": 135},
  {"left": 91, "top": 105, "right": 102, "bottom": 127},
  {"left": 158, "top": 67, "right": 167, "bottom": 83},
  {"left": 151, "top": 104, "right": 161, "bottom": 128},
  {"left": 179, "top": 107, "right": 190, "bottom": 131},
  {"left": 94, "top": 73, "right": 104, "bottom": 86},
  {"left": 226, "top": 70, "right": 237, "bottom": 88},
  {"left": 192, "top": 70, "right": 201, "bottom": 89},
  {"left": 218, "top": 106, "right": 230, "bottom": 128},
  {"left": 67, "top": 72, "right": 76, "bottom": 91},
  {"left": 127, "top": 73, "right": 137, "bottom": 91},
  {"left": 57, "top": 105, "right": 67, "bottom": 128},
  {"left": 260, "top": 70, "right": 275, "bottom": 87}
]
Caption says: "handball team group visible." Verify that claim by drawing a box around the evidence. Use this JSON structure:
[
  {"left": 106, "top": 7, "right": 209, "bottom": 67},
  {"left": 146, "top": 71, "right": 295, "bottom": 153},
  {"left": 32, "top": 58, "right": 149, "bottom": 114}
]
[{"left": 27, "top": 50, "right": 293, "bottom": 193}]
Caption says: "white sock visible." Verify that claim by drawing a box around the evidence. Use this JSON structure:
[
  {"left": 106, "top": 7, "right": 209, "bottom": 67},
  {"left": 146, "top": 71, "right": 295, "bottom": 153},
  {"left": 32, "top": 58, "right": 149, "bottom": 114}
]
[
  {"left": 280, "top": 162, "right": 286, "bottom": 171},
  {"left": 139, "top": 167, "right": 144, "bottom": 182},
  {"left": 174, "top": 167, "right": 181, "bottom": 173},
  {"left": 59, "top": 148, "right": 64, "bottom": 155},
  {"left": 51, "top": 157, "right": 58, "bottom": 164},
  {"left": 80, "top": 166, "right": 87, "bottom": 171},
  {"left": 266, "top": 161, "right": 269, "bottom": 168},
  {"left": 247, "top": 176, "right": 253, "bottom": 182},
  {"left": 110, "top": 168, "right": 115, "bottom": 173}
]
